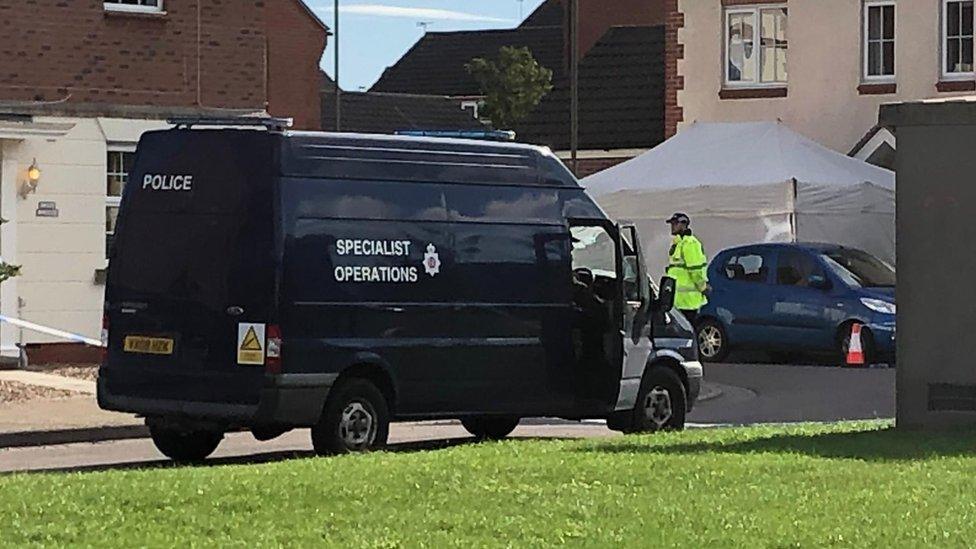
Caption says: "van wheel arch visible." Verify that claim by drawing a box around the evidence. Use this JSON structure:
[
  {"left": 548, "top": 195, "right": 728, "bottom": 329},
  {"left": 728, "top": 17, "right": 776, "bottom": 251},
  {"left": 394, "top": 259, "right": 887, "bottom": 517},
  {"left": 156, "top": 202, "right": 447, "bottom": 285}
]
[
  {"left": 336, "top": 362, "right": 397, "bottom": 414},
  {"left": 648, "top": 357, "right": 689, "bottom": 398}
]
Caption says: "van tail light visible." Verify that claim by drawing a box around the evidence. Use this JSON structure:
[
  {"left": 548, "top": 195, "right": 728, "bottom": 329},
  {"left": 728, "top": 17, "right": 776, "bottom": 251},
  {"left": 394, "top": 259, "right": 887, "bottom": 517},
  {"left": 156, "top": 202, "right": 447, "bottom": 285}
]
[
  {"left": 265, "top": 324, "right": 282, "bottom": 374},
  {"left": 100, "top": 313, "right": 109, "bottom": 363}
]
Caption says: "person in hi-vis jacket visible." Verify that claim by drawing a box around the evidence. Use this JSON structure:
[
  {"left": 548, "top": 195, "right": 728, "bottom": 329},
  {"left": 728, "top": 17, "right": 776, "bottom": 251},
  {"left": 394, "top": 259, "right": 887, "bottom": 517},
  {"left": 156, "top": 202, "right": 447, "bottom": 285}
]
[{"left": 665, "top": 213, "right": 709, "bottom": 324}]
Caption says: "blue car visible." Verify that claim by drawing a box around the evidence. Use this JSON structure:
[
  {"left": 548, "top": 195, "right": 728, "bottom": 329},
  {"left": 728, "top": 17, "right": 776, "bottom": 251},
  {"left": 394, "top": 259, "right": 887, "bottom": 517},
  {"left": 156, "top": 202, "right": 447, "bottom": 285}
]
[{"left": 695, "top": 243, "right": 896, "bottom": 364}]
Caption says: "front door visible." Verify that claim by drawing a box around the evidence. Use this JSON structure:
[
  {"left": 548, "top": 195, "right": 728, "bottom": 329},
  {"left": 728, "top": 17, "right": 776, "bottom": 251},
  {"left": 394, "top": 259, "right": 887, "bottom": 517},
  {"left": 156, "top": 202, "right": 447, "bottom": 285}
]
[{"left": 569, "top": 221, "right": 628, "bottom": 411}]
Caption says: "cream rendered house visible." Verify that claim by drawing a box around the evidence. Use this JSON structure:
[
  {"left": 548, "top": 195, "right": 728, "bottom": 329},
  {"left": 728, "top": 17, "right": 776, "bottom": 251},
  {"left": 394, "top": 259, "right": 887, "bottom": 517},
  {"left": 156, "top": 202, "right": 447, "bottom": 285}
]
[
  {"left": 673, "top": 0, "right": 976, "bottom": 164},
  {"left": 0, "top": 106, "right": 264, "bottom": 362}
]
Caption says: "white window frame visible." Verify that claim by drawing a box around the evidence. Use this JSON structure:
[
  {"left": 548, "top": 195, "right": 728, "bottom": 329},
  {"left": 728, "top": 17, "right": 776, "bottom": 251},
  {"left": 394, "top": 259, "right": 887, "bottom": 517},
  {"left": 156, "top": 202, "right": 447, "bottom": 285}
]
[
  {"left": 103, "top": 0, "right": 164, "bottom": 14},
  {"left": 942, "top": 0, "right": 975, "bottom": 80},
  {"left": 723, "top": 5, "right": 789, "bottom": 88},
  {"left": 863, "top": 0, "right": 897, "bottom": 82},
  {"left": 106, "top": 146, "right": 136, "bottom": 259},
  {"left": 460, "top": 100, "right": 481, "bottom": 120}
]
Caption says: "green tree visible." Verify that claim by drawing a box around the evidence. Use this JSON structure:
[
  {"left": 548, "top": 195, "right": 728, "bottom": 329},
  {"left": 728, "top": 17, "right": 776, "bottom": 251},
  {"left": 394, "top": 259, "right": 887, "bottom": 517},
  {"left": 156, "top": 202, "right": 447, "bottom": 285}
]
[
  {"left": 0, "top": 218, "right": 20, "bottom": 283},
  {"left": 465, "top": 46, "right": 554, "bottom": 129}
]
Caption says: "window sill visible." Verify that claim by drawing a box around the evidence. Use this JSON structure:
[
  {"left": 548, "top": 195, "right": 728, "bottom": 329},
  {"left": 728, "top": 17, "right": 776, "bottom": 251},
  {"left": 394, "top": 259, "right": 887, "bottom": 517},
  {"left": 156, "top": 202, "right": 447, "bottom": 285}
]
[
  {"left": 858, "top": 83, "right": 897, "bottom": 95},
  {"left": 104, "top": 7, "right": 167, "bottom": 19},
  {"left": 719, "top": 87, "right": 788, "bottom": 100},
  {"left": 936, "top": 80, "right": 976, "bottom": 92},
  {"left": 722, "top": 0, "right": 786, "bottom": 5}
]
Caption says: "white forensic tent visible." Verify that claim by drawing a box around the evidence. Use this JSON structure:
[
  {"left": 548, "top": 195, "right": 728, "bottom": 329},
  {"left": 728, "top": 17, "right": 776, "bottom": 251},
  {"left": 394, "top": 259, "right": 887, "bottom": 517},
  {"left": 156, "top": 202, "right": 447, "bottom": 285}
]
[{"left": 582, "top": 121, "right": 896, "bottom": 277}]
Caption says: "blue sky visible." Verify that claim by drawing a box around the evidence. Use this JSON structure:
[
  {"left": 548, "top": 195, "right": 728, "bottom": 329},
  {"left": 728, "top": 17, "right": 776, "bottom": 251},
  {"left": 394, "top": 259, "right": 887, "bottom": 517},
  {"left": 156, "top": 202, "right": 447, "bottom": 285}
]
[{"left": 309, "top": 1, "right": 548, "bottom": 91}]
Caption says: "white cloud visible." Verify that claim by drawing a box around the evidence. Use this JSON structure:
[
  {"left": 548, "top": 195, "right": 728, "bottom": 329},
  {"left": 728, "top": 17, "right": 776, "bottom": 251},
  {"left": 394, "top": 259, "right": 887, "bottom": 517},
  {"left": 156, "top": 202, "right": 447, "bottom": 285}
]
[{"left": 312, "top": 3, "right": 513, "bottom": 23}]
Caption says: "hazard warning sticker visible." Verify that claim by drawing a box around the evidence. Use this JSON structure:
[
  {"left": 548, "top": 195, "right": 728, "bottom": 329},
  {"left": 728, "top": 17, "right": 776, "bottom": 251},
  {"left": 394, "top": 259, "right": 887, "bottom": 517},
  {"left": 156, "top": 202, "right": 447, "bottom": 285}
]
[{"left": 237, "top": 323, "right": 266, "bottom": 365}]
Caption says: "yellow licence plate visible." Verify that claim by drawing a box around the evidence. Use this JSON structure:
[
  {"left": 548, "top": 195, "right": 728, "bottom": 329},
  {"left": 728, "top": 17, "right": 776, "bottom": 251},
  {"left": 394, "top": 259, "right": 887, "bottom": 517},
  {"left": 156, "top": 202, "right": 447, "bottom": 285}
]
[{"left": 123, "top": 336, "right": 175, "bottom": 356}]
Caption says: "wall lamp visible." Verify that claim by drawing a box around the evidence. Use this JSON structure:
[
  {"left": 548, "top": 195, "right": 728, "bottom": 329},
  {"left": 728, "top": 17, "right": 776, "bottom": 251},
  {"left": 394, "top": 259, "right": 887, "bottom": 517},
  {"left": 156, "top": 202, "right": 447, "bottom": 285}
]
[{"left": 21, "top": 159, "right": 40, "bottom": 199}]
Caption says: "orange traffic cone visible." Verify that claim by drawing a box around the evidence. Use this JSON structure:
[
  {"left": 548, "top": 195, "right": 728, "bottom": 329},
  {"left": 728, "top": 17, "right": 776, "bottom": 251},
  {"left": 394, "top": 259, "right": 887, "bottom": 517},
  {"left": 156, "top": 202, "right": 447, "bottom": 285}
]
[{"left": 846, "top": 323, "right": 865, "bottom": 366}]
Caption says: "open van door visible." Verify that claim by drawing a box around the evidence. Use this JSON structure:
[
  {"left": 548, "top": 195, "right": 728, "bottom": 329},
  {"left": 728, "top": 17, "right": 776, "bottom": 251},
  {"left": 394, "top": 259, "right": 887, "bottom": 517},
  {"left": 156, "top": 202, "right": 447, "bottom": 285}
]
[
  {"left": 568, "top": 220, "right": 632, "bottom": 410},
  {"left": 618, "top": 224, "right": 654, "bottom": 397}
]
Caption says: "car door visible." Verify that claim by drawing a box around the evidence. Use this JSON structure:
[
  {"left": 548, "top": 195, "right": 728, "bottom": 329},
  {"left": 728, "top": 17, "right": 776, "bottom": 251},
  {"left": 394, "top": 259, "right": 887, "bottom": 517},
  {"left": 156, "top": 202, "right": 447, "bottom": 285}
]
[
  {"left": 769, "top": 248, "right": 836, "bottom": 350},
  {"left": 713, "top": 248, "right": 776, "bottom": 346}
]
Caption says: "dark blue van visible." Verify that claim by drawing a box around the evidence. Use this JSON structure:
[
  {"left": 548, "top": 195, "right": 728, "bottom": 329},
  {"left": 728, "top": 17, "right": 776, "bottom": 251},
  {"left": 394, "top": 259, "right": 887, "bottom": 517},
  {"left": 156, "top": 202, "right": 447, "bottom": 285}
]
[{"left": 98, "top": 121, "right": 702, "bottom": 461}]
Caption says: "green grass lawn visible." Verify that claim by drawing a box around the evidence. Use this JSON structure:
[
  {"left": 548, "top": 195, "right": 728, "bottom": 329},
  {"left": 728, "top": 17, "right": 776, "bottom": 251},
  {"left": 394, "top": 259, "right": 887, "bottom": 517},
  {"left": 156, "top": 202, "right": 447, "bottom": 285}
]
[{"left": 4, "top": 422, "right": 976, "bottom": 547}]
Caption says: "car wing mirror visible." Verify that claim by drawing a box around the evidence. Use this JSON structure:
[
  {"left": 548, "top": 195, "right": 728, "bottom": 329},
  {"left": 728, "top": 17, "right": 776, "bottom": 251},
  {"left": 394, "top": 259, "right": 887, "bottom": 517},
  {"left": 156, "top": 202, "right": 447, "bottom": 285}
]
[{"left": 654, "top": 276, "right": 676, "bottom": 312}]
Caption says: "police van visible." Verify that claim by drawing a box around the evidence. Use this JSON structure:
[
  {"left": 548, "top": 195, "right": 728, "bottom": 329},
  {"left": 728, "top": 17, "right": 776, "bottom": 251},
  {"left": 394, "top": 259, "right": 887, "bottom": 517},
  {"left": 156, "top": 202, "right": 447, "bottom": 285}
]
[{"left": 99, "top": 119, "right": 702, "bottom": 461}]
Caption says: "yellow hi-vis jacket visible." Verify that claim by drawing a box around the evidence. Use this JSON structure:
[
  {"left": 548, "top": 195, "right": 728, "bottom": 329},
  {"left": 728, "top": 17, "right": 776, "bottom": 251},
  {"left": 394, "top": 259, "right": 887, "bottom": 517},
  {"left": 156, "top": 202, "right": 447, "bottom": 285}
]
[{"left": 666, "top": 232, "right": 709, "bottom": 311}]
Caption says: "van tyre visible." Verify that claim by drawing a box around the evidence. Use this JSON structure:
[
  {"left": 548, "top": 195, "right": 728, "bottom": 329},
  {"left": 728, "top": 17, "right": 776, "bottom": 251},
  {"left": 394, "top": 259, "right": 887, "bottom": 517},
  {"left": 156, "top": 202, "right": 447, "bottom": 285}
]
[
  {"left": 312, "top": 378, "right": 390, "bottom": 455},
  {"left": 461, "top": 417, "right": 520, "bottom": 440},
  {"left": 696, "top": 319, "right": 729, "bottom": 363},
  {"left": 148, "top": 425, "right": 223, "bottom": 462},
  {"left": 630, "top": 367, "right": 686, "bottom": 432}
]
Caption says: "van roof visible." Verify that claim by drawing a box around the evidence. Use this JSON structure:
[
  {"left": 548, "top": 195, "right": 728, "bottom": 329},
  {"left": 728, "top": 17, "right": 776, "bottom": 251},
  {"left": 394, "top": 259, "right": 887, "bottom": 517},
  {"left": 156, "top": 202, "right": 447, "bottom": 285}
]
[
  {"left": 281, "top": 130, "right": 580, "bottom": 188},
  {"left": 149, "top": 127, "right": 583, "bottom": 189}
]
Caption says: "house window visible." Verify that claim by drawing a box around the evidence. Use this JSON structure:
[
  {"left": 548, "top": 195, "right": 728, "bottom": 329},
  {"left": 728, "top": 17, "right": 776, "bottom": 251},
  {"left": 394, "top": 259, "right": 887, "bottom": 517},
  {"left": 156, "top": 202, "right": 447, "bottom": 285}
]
[
  {"left": 103, "top": 0, "right": 163, "bottom": 13},
  {"left": 106, "top": 150, "right": 135, "bottom": 257},
  {"left": 864, "top": 1, "right": 896, "bottom": 80},
  {"left": 944, "top": 0, "right": 975, "bottom": 78},
  {"left": 725, "top": 6, "right": 788, "bottom": 87}
]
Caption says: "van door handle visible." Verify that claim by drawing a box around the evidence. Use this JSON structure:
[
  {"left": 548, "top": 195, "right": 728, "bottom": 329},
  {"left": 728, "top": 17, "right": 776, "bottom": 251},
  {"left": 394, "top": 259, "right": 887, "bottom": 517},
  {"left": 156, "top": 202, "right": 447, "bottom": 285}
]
[
  {"left": 226, "top": 306, "right": 245, "bottom": 317},
  {"left": 384, "top": 307, "right": 405, "bottom": 313}
]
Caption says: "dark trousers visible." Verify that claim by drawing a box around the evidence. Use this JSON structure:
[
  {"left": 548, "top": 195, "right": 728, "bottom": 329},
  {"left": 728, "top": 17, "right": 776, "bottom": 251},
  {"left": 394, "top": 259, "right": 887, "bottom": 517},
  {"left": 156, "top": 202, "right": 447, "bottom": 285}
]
[{"left": 679, "top": 309, "right": 698, "bottom": 326}]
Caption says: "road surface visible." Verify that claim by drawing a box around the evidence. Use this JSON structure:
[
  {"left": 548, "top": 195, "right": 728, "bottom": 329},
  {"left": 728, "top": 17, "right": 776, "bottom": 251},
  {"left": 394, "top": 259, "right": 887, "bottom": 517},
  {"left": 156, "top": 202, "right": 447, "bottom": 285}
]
[{"left": 0, "top": 364, "right": 894, "bottom": 473}]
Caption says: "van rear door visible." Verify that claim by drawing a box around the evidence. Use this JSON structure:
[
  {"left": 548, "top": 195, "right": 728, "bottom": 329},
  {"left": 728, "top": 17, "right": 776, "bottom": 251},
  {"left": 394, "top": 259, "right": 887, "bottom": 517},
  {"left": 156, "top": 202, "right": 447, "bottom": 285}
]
[{"left": 104, "top": 129, "right": 278, "bottom": 405}]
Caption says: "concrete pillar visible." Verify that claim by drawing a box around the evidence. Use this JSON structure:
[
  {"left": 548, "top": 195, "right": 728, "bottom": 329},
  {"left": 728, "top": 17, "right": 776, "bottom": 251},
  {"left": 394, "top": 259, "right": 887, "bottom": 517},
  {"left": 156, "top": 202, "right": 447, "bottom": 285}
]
[{"left": 882, "top": 101, "right": 976, "bottom": 429}]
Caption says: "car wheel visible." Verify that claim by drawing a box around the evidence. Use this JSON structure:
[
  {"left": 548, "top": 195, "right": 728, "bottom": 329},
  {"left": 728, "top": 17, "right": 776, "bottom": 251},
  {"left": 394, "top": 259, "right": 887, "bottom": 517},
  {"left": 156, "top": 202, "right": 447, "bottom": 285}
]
[
  {"left": 311, "top": 378, "right": 390, "bottom": 455},
  {"left": 148, "top": 424, "right": 223, "bottom": 463},
  {"left": 696, "top": 319, "right": 730, "bottom": 363},
  {"left": 838, "top": 323, "right": 875, "bottom": 366},
  {"left": 629, "top": 367, "right": 687, "bottom": 433},
  {"left": 461, "top": 417, "right": 520, "bottom": 440}
]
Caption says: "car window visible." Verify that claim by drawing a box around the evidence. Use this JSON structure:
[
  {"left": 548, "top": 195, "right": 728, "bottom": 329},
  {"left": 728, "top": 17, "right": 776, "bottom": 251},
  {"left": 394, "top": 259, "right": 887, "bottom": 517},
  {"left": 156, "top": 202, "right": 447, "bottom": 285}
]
[
  {"left": 723, "top": 252, "right": 770, "bottom": 283},
  {"left": 776, "top": 250, "right": 825, "bottom": 287},
  {"left": 822, "top": 249, "right": 895, "bottom": 288}
]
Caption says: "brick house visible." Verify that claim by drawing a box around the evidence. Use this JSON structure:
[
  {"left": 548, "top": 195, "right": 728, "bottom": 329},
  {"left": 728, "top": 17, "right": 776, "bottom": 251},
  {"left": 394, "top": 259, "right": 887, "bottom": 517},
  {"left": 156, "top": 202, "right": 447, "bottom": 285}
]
[
  {"left": 321, "top": 73, "right": 486, "bottom": 134},
  {"left": 0, "top": 0, "right": 327, "bottom": 361},
  {"left": 371, "top": 0, "right": 667, "bottom": 177},
  {"left": 666, "top": 0, "right": 976, "bottom": 167}
]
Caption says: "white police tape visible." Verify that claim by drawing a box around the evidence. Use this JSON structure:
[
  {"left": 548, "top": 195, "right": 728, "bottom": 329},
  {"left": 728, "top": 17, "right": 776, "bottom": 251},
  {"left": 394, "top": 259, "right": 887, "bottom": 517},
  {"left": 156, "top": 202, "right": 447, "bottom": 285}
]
[{"left": 0, "top": 315, "right": 104, "bottom": 347}]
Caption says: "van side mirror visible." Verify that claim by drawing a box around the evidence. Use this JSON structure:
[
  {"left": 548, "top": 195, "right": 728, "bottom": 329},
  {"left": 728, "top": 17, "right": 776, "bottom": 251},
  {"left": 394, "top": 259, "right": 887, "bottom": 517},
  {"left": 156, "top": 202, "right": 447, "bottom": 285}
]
[
  {"left": 809, "top": 275, "right": 831, "bottom": 290},
  {"left": 655, "top": 277, "right": 677, "bottom": 312}
]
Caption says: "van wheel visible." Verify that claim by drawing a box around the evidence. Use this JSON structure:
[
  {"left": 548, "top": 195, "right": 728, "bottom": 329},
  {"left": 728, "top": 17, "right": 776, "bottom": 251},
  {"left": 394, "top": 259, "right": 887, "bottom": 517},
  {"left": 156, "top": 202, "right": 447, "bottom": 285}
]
[
  {"left": 148, "top": 424, "right": 223, "bottom": 462},
  {"left": 461, "top": 417, "right": 520, "bottom": 440},
  {"left": 696, "top": 319, "right": 729, "bottom": 363},
  {"left": 630, "top": 367, "right": 686, "bottom": 433},
  {"left": 312, "top": 378, "right": 390, "bottom": 455}
]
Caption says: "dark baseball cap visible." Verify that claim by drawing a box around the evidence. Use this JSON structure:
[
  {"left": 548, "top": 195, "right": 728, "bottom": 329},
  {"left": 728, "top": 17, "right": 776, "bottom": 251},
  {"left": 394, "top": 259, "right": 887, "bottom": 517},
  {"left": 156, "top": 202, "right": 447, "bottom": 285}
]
[{"left": 666, "top": 213, "right": 690, "bottom": 224}]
